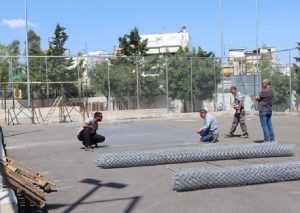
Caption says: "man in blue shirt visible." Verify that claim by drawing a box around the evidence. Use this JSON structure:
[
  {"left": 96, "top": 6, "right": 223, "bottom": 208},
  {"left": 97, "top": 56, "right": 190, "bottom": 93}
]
[{"left": 196, "top": 109, "right": 219, "bottom": 143}]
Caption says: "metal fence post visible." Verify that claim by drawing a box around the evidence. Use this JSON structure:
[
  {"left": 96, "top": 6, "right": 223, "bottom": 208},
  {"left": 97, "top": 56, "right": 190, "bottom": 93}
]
[
  {"left": 213, "top": 58, "right": 217, "bottom": 111},
  {"left": 45, "top": 56, "right": 49, "bottom": 101},
  {"left": 166, "top": 57, "right": 169, "bottom": 112},
  {"left": 107, "top": 60, "right": 111, "bottom": 111},
  {"left": 136, "top": 56, "right": 139, "bottom": 110},
  {"left": 289, "top": 49, "right": 292, "bottom": 112},
  {"left": 190, "top": 57, "right": 193, "bottom": 112}
]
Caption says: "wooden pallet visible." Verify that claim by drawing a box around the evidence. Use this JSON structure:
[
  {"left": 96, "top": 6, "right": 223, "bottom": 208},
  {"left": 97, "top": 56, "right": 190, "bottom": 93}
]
[{"left": 0, "top": 157, "right": 55, "bottom": 209}]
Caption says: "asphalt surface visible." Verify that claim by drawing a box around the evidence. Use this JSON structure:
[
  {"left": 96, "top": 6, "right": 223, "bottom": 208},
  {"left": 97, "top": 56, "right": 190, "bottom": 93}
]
[{"left": 3, "top": 114, "right": 300, "bottom": 213}]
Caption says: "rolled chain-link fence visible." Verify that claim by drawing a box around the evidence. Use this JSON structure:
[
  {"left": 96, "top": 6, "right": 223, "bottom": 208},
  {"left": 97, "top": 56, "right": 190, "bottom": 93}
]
[
  {"left": 172, "top": 161, "right": 300, "bottom": 191},
  {"left": 96, "top": 143, "right": 294, "bottom": 168}
]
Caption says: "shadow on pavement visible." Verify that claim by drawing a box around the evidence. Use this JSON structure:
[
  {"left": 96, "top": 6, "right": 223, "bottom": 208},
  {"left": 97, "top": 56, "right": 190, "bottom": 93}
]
[
  {"left": 45, "top": 178, "right": 141, "bottom": 213},
  {"left": 4, "top": 129, "right": 42, "bottom": 138}
]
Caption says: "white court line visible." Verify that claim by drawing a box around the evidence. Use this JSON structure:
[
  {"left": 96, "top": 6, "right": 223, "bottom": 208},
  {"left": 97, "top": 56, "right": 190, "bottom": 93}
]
[{"left": 6, "top": 140, "right": 68, "bottom": 149}]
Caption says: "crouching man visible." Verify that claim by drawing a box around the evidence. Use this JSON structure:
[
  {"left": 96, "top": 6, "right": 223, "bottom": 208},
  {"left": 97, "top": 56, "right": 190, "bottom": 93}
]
[
  {"left": 196, "top": 109, "right": 219, "bottom": 143},
  {"left": 77, "top": 112, "right": 105, "bottom": 150}
]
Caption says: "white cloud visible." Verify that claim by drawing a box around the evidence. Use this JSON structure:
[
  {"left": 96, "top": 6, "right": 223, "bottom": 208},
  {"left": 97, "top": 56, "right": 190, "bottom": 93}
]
[{"left": 1, "top": 18, "right": 38, "bottom": 29}]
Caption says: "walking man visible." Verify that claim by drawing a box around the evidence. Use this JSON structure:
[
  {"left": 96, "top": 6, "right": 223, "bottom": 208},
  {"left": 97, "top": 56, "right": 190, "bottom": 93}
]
[
  {"left": 196, "top": 109, "right": 219, "bottom": 143},
  {"left": 77, "top": 111, "right": 106, "bottom": 150},
  {"left": 225, "top": 86, "right": 249, "bottom": 138},
  {"left": 255, "top": 79, "right": 275, "bottom": 142}
]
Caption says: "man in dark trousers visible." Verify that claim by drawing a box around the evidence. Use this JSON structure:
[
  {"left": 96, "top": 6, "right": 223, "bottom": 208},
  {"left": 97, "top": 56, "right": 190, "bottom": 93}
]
[
  {"left": 255, "top": 79, "right": 275, "bottom": 142},
  {"left": 77, "top": 112, "right": 105, "bottom": 150},
  {"left": 225, "top": 86, "right": 249, "bottom": 138}
]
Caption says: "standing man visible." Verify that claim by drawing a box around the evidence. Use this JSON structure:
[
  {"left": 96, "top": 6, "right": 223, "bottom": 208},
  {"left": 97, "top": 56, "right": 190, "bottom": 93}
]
[
  {"left": 77, "top": 111, "right": 105, "bottom": 150},
  {"left": 225, "top": 86, "right": 249, "bottom": 138},
  {"left": 255, "top": 79, "right": 275, "bottom": 142},
  {"left": 196, "top": 109, "right": 219, "bottom": 143}
]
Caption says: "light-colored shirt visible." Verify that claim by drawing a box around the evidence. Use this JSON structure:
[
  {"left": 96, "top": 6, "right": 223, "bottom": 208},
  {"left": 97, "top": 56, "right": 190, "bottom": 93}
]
[
  {"left": 233, "top": 91, "right": 244, "bottom": 109},
  {"left": 77, "top": 117, "right": 98, "bottom": 135},
  {"left": 199, "top": 113, "right": 218, "bottom": 134}
]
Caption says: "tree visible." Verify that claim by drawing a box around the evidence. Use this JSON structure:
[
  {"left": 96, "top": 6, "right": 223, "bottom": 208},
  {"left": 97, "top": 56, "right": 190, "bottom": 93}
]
[
  {"left": 25, "top": 30, "right": 47, "bottom": 98},
  {"left": 90, "top": 59, "right": 136, "bottom": 109},
  {"left": 28, "top": 30, "right": 44, "bottom": 82},
  {"left": 161, "top": 47, "right": 220, "bottom": 112},
  {"left": 47, "top": 24, "right": 68, "bottom": 56},
  {"left": 293, "top": 42, "right": 300, "bottom": 111},
  {"left": 258, "top": 56, "right": 290, "bottom": 110},
  {"left": 91, "top": 27, "right": 152, "bottom": 109},
  {"left": 0, "top": 60, "right": 9, "bottom": 91},
  {"left": 117, "top": 27, "right": 148, "bottom": 56},
  {"left": 0, "top": 41, "right": 23, "bottom": 99},
  {"left": 46, "top": 24, "right": 78, "bottom": 97},
  {"left": 7, "top": 40, "right": 20, "bottom": 56}
]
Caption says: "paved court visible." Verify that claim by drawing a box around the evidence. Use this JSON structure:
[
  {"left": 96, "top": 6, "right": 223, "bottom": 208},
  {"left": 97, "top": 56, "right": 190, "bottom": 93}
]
[{"left": 3, "top": 114, "right": 300, "bottom": 213}]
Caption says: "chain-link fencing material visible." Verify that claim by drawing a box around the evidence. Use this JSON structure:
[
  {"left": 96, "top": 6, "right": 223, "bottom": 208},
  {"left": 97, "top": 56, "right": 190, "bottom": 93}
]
[
  {"left": 96, "top": 143, "right": 295, "bottom": 168},
  {"left": 172, "top": 161, "right": 300, "bottom": 191}
]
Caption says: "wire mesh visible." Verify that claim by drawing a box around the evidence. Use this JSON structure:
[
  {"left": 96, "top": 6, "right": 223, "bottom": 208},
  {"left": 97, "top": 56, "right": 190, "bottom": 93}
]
[
  {"left": 172, "top": 161, "right": 300, "bottom": 191},
  {"left": 96, "top": 143, "right": 294, "bottom": 168}
]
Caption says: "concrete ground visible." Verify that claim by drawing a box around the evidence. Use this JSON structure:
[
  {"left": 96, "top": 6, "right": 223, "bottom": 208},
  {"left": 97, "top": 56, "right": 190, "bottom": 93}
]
[{"left": 3, "top": 114, "right": 300, "bottom": 213}]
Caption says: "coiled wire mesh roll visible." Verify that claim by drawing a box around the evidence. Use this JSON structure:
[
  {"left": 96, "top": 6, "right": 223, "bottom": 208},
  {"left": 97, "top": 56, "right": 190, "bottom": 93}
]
[
  {"left": 96, "top": 143, "right": 294, "bottom": 168},
  {"left": 173, "top": 161, "right": 300, "bottom": 191}
]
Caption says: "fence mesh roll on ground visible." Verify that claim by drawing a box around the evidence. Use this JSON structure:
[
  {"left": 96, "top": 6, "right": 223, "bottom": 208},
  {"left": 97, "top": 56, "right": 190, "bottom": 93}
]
[
  {"left": 96, "top": 143, "right": 295, "bottom": 168},
  {"left": 172, "top": 161, "right": 300, "bottom": 191}
]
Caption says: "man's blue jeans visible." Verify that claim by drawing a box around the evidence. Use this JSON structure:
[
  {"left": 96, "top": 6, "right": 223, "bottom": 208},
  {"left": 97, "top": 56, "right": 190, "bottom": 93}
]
[
  {"left": 259, "top": 111, "right": 275, "bottom": 142},
  {"left": 200, "top": 129, "right": 214, "bottom": 142}
]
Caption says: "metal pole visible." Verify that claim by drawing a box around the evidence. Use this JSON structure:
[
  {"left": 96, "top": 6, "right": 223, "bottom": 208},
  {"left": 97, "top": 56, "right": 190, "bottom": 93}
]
[
  {"left": 136, "top": 56, "right": 139, "bottom": 110},
  {"left": 25, "top": 0, "right": 31, "bottom": 107},
  {"left": 45, "top": 56, "right": 49, "bottom": 100},
  {"left": 77, "top": 57, "right": 80, "bottom": 101},
  {"left": 190, "top": 57, "right": 193, "bottom": 112},
  {"left": 219, "top": 0, "right": 225, "bottom": 111},
  {"left": 107, "top": 60, "right": 111, "bottom": 111},
  {"left": 166, "top": 57, "right": 169, "bottom": 112},
  {"left": 213, "top": 58, "right": 217, "bottom": 111},
  {"left": 10, "top": 57, "right": 15, "bottom": 108},
  {"left": 289, "top": 49, "right": 292, "bottom": 112},
  {"left": 255, "top": 0, "right": 259, "bottom": 96}
]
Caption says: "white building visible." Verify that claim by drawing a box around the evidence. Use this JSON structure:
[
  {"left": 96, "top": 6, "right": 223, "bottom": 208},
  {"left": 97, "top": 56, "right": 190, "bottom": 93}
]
[{"left": 140, "top": 26, "right": 191, "bottom": 55}]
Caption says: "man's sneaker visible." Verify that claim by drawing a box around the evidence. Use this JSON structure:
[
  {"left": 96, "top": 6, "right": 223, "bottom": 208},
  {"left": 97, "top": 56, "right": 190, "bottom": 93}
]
[
  {"left": 212, "top": 134, "right": 219, "bottom": 143},
  {"left": 240, "top": 133, "right": 249, "bottom": 138},
  {"left": 224, "top": 133, "right": 234, "bottom": 138},
  {"left": 84, "top": 146, "right": 93, "bottom": 152}
]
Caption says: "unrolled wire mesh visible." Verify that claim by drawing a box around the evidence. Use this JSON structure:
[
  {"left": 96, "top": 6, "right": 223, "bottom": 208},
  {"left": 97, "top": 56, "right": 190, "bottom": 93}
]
[
  {"left": 172, "top": 161, "right": 300, "bottom": 191},
  {"left": 96, "top": 143, "right": 294, "bottom": 168}
]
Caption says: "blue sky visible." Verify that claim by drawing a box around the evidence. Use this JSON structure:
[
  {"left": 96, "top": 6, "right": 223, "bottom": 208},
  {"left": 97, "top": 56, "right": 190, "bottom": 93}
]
[{"left": 0, "top": 0, "right": 299, "bottom": 62}]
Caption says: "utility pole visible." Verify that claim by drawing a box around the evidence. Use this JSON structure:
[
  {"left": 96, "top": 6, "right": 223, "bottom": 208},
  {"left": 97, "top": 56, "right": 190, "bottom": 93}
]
[{"left": 255, "top": 0, "right": 259, "bottom": 97}]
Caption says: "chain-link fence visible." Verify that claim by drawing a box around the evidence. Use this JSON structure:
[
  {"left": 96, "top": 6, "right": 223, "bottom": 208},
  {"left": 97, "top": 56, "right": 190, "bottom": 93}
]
[{"left": 0, "top": 49, "right": 299, "bottom": 124}]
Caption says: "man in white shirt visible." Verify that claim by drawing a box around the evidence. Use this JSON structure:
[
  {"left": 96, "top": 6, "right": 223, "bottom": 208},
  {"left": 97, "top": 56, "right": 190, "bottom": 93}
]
[
  {"left": 196, "top": 109, "right": 219, "bottom": 143},
  {"left": 77, "top": 112, "right": 105, "bottom": 150}
]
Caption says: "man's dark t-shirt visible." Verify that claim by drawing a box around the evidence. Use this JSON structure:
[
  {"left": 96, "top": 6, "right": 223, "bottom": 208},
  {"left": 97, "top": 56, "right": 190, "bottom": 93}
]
[{"left": 257, "top": 88, "right": 274, "bottom": 112}]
